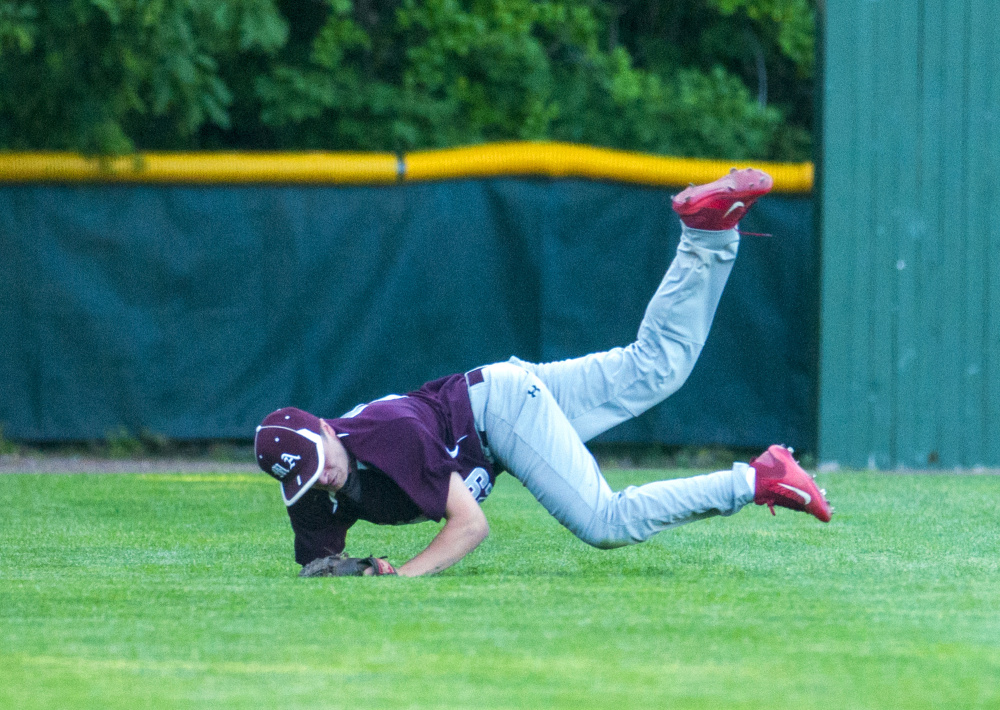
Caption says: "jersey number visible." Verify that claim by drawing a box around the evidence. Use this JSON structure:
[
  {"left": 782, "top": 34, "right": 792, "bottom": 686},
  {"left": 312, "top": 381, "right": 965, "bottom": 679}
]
[{"left": 463, "top": 467, "right": 492, "bottom": 503}]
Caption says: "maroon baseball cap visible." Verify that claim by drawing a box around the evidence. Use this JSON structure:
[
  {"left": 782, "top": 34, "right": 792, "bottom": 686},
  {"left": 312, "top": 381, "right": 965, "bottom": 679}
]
[{"left": 255, "top": 407, "right": 326, "bottom": 506}]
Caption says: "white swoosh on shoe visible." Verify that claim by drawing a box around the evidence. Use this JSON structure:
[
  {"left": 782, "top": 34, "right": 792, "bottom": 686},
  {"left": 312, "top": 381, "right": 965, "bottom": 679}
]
[
  {"left": 778, "top": 482, "right": 811, "bottom": 505},
  {"left": 723, "top": 201, "right": 745, "bottom": 219}
]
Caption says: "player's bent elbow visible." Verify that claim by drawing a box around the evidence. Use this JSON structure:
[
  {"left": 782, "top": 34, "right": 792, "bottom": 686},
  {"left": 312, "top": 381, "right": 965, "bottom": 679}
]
[
  {"left": 444, "top": 503, "right": 489, "bottom": 549},
  {"left": 444, "top": 471, "right": 489, "bottom": 548},
  {"left": 467, "top": 510, "right": 490, "bottom": 546}
]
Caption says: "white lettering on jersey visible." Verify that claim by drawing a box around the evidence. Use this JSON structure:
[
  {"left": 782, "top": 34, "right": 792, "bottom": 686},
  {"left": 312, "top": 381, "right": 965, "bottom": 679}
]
[
  {"left": 271, "top": 463, "right": 290, "bottom": 478},
  {"left": 280, "top": 453, "right": 300, "bottom": 468},
  {"left": 463, "top": 467, "right": 493, "bottom": 503}
]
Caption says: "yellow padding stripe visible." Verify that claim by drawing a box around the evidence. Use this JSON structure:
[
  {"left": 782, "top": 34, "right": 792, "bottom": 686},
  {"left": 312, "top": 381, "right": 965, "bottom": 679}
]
[
  {"left": 406, "top": 142, "right": 812, "bottom": 192},
  {"left": 0, "top": 143, "right": 813, "bottom": 192},
  {"left": 0, "top": 151, "right": 400, "bottom": 185}
]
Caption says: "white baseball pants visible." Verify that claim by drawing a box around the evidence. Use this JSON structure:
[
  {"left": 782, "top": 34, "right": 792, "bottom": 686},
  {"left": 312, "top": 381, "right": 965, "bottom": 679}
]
[{"left": 466, "top": 225, "right": 755, "bottom": 548}]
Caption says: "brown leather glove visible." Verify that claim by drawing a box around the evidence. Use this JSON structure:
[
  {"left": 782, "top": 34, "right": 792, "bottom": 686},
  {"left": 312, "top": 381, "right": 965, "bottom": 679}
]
[{"left": 298, "top": 554, "right": 397, "bottom": 577}]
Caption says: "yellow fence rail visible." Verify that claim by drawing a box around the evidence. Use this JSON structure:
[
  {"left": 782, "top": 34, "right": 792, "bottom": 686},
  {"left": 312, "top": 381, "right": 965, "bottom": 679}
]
[{"left": 0, "top": 142, "right": 813, "bottom": 192}]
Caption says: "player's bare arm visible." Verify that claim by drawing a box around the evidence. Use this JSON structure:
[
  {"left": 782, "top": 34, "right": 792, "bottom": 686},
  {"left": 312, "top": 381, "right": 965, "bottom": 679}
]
[
  {"left": 396, "top": 472, "right": 489, "bottom": 577},
  {"left": 312, "top": 418, "right": 488, "bottom": 576}
]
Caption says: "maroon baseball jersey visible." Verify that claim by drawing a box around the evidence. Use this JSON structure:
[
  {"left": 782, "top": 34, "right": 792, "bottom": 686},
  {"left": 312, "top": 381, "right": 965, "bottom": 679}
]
[{"left": 286, "top": 373, "right": 498, "bottom": 565}]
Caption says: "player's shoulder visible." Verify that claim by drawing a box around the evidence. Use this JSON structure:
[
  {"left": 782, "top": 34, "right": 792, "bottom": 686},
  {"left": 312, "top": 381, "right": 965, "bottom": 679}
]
[
  {"left": 339, "top": 393, "right": 413, "bottom": 420},
  {"left": 334, "top": 398, "right": 438, "bottom": 449}
]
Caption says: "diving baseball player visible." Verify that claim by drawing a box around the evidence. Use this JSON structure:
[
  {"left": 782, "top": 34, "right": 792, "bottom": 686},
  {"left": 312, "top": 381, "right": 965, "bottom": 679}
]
[{"left": 254, "top": 168, "right": 832, "bottom": 578}]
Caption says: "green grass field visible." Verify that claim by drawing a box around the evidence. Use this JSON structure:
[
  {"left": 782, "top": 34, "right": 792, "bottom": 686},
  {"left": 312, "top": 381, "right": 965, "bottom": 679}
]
[{"left": 1, "top": 468, "right": 998, "bottom": 709}]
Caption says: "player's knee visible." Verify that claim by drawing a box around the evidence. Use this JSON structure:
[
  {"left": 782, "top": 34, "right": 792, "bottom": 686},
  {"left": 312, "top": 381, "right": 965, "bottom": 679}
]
[
  {"left": 629, "top": 339, "right": 700, "bottom": 404},
  {"left": 576, "top": 520, "right": 633, "bottom": 550},
  {"left": 580, "top": 534, "right": 631, "bottom": 550},
  {"left": 591, "top": 537, "right": 631, "bottom": 550}
]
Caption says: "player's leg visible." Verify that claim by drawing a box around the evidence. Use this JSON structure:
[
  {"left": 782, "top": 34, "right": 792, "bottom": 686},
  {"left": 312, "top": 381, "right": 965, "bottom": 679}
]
[
  {"left": 511, "top": 168, "right": 772, "bottom": 443},
  {"left": 467, "top": 362, "right": 756, "bottom": 547},
  {"left": 510, "top": 223, "right": 737, "bottom": 442}
]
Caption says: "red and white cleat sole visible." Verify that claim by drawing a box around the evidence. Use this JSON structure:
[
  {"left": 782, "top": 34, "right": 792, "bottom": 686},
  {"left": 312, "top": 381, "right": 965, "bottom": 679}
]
[{"left": 672, "top": 168, "right": 774, "bottom": 231}]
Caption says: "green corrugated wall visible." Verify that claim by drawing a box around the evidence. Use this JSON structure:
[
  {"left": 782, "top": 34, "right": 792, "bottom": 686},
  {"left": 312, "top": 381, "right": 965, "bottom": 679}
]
[{"left": 820, "top": 0, "right": 999, "bottom": 469}]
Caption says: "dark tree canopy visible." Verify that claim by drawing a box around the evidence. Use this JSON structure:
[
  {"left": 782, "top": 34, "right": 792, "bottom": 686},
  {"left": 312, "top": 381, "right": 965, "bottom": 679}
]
[{"left": 0, "top": 0, "right": 814, "bottom": 159}]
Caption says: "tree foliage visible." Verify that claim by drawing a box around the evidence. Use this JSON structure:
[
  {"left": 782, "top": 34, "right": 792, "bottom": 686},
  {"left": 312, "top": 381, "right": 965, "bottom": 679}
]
[{"left": 0, "top": 0, "right": 814, "bottom": 159}]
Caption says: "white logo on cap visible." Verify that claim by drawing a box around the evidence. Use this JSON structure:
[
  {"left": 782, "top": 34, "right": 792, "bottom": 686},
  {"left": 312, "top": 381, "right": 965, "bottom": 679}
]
[{"left": 271, "top": 452, "right": 301, "bottom": 479}]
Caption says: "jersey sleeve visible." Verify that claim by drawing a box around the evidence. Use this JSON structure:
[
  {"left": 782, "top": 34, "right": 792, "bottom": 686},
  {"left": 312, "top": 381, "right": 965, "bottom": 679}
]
[{"left": 286, "top": 488, "right": 356, "bottom": 566}]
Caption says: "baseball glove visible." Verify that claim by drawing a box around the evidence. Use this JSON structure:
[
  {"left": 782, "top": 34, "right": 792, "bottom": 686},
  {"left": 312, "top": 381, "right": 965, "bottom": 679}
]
[{"left": 298, "top": 554, "right": 397, "bottom": 577}]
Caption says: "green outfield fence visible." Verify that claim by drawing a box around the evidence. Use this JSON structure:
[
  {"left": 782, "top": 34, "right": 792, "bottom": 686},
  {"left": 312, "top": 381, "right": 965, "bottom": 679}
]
[
  {"left": 0, "top": 143, "right": 817, "bottom": 451},
  {"left": 820, "top": 0, "right": 1000, "bottom": 469}
]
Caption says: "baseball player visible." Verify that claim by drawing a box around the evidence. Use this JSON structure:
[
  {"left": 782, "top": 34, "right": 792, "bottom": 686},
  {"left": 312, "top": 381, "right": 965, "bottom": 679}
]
[{"left": 254, "top": 168, "right": 832, "bottom": 578}]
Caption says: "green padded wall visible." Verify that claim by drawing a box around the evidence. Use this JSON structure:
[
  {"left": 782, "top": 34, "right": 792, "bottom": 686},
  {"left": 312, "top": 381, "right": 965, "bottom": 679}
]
[
  {"left": 0, "top": 181, "right": 816, "bottom": 449},
  {"left": 820, "top": 0, "right": 1000, "bottom": 468}
]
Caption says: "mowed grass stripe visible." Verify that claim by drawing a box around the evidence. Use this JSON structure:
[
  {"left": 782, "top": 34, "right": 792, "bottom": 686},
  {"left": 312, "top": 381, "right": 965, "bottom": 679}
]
[{"left": 0, "top": 470, "right": 998, "bottom": 709}]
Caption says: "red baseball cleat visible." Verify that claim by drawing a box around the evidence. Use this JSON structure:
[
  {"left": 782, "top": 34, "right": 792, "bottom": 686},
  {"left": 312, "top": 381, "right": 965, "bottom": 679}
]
[
  {"left": 671, "top": 168, "right": 774, "bottom": 230},
  {"left": 751, "top": 445, "right": 832, "bottom": 522}
]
